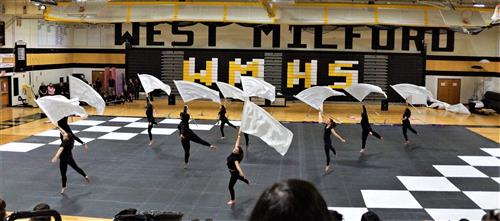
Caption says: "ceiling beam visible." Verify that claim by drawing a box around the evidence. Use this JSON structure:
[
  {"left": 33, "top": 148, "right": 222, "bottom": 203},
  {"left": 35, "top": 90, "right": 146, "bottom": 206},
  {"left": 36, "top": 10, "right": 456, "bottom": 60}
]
[{"left": 259, "top": 0, "right": 275, "bottom": 18}]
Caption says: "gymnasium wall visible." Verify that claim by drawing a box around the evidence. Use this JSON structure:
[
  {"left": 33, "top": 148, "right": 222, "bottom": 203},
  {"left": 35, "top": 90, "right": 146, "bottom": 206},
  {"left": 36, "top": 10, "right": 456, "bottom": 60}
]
[
  {"left": 0, "top": 18, "right": 499, "bottom": 105},
  {"left": 7, "top": 67, "right": 125, "bottom": 106},
  {"left": 2, "top": 20, "right": 499, "bottom": 57}
]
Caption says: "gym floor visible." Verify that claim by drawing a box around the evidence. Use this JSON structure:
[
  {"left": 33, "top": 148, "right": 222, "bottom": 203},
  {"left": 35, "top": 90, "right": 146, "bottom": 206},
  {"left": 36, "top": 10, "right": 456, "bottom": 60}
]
[{"left": 0, "top": 100, "right": 499, "bottom": 220}]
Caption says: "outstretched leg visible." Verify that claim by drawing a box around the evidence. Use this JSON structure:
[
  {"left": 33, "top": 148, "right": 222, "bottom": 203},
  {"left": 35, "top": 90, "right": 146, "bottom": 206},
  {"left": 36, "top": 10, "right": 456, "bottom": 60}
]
[
  {"left": 220, "top": 121, "right": 226, "bottom": 138},
  {"left": 148, "top": 122, "right": 154, "bottom": 145},
  {"left": 181, "top": 138, "right": 190, "bottom": 166},
  {"left": 361, "top": 129, "right": 369, "bottom": 151},
  {"left": 189, "top": 132, "right": 211, "bottom": 147},
  {"left": 403, "top": 124, "right": 409, "bottom": 142},
  {"left": 67, "top": 158, "right": 87, "bottom": 178}
]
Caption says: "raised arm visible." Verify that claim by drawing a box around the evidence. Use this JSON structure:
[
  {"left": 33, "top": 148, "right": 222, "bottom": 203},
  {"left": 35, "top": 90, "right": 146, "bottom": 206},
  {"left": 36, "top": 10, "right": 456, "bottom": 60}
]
[
  {"left": 51, "top": 147, "right": 63, "bottom": 163},
  {"left": 318, "top": 112, "right": 324, "bottom": 124},
  {"left": 331, "top": 128, "right": 346, "bottom": 143},
  {"left": 362, "top": 105, "right": 367, "bottom": 114},
  {"left": 235, "top": 128, "right": 242, "bottom": 148}
]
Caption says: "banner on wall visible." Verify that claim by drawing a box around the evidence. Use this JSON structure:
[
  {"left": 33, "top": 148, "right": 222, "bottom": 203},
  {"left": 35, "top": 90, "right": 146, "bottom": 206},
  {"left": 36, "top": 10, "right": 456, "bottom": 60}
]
[
  {"left": 0, "top": 54, "right": 15, "bottom": 68},
  {"left": 127, "top": 48, "right": 424, "bottom": 100}
]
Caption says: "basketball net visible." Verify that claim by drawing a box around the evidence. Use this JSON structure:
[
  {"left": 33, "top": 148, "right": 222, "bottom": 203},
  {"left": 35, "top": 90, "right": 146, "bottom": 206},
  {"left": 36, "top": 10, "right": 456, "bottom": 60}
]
[{"left": 492, "top": 4, "right": 500, "bottom": 24}]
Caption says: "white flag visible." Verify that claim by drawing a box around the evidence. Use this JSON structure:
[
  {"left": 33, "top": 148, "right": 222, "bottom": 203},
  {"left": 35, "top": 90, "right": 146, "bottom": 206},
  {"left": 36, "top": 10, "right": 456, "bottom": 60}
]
[
  {"left": 138, "top": 74, "right": 171, "bottom": 95},
  {"left": 241, "top": 76, "right": 276, "bottom": 102},
  {"left": 390, "top": 83, "right": 434, "bottom": 101},
  {"left": 240, "top": 100, "right": 293, "bottom": 156},
  {"left": 215, "top": 81, "right": 245, "bottom": 101},
  {"left": 345, "top": 83, "right": 387, "bottom": 102},
  {"left": 69, "top": 76, "right": 105, "bottom": 115},
  {"left": 294, "top": 86, "right": 345, "bottom": 111},
  {"left": 174, "top": 80, "right": 221, "bottom": 103},
  {"left": 36, "top": 95, "right": 88, "bottom": 125}
]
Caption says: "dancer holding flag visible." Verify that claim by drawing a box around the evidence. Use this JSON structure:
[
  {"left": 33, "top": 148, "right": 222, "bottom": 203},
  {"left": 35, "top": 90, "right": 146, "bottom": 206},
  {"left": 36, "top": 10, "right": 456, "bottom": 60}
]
[
  {"left": 58, "top": 116, "right": 87, "bottom": 148},
  {"left": 51, "top": 129, "right": 90, "bottom": 194},
  {"left": 146, "top": 97, "right": 158, "bottom": 146},
  {"left": 219, "top": 105, "right": 237, "bottom": 139},
  {"left": 178, "top": 106, "right": 216, "bottom": 168},
  {"left": 226, "top": 129, "right": 249, "bottom": 206},
  {"left": 319, "top": 112, "right": 346, "bottom": 172},
  {"left": 360, "top": 105, "right": 383, "bottom": 153},
  {"left": 402, "top": 107, "right": 418, "bottom": 144}
]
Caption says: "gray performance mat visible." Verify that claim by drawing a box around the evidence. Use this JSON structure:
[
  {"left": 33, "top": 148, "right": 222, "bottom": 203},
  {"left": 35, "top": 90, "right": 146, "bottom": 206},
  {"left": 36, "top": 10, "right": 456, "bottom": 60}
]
[{"left": 0, "top": 116, "right": 499, "bottom": 221}]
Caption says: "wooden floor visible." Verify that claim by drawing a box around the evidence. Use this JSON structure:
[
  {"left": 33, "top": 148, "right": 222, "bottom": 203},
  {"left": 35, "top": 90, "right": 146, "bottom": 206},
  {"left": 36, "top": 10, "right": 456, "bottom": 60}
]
[
  {"left": 1, "top": 99, "right": 499, "bottom": 146},
  {"left": 1, "top": 99, "right": 498, "bottom": 221}
]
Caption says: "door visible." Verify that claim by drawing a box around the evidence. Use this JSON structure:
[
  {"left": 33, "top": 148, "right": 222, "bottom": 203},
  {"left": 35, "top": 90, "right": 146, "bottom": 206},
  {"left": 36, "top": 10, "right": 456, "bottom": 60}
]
[
  {"left": 437, "top": 79, "right": 461, "bottom": 104},
  {"left": 0, "top": 77, "right": 10, "bottom": 107},
  {"left": 92, "top": 70, "right": 104, "bottom": 94}
]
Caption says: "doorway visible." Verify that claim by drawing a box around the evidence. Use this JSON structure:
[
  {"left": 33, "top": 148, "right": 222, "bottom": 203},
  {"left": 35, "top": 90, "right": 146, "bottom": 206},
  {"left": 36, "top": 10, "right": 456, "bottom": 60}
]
[
  {"left": 437, "top": 78, "right": 461, "bottom": 104},
  {"left": 92, "top": 70, "right": 104, "bottom": 94},
  {"left": 0, "top": 77, "right": 10, "bottom": 107}
]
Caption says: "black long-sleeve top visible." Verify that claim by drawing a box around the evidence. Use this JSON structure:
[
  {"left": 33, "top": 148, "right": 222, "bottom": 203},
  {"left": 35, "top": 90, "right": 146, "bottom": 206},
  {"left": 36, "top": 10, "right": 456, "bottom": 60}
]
[
  {"left": 178, "top": 112, "right": 191, "bottom": 136},
  {"left": 402, "top": 108, "right": 411, "bottom": 122},
  {"left": 360, "top": 106, "right": 371, "bottom": 131},
  {"left": 60, "top": 137, "right": 75, "bottom": 161}
]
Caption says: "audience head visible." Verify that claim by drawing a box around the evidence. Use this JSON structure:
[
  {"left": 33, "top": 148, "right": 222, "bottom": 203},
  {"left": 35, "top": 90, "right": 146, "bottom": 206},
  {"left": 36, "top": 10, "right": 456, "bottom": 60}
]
[
  {"left": 0, "top": 198, "right": 6, "bottom": 220},
  {"left": 30, "top": 203, "right": 51, "bottom": 221},
  {"left": 482, "top": 210, "right": 500, "bottom": 221},
  {"left": 328, "top": 118, "right": 336, "bottom": 127},
  {"left": 249, "top": 179, "right": 334, "bottom": 221},
  {"left": 361, "top": 211, "right": 381, "bottom": 221}
]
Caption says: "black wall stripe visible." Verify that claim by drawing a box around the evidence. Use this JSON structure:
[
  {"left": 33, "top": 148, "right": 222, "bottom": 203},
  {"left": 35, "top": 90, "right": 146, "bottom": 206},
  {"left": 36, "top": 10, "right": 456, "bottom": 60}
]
[{"left": 426, "top": 71, "right": 500, "bottom": 77}]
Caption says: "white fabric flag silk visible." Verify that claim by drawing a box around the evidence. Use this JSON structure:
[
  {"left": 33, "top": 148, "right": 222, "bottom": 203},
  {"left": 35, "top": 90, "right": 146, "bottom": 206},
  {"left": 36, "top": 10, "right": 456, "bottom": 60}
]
[
  {"left": 36, "top": 95, "right": 88, "bottom": 125},
  {"left": 138, "top": 74, "right": 171, "bottom": 95},
  {"left": 390, "top": 83, "right": 434, "bottom": 101},
  {"left": 241, "top": 76, "right": 276, "bottom": 102},
  {"left": 345, "top": 83, "right": 387, "bottom": 102},
  {"left": 215, "top": 81, "right": 245, "bottom": 101},
  {"left": 174, "top": 80, "right": 221, "bottom": 103},
  {"left": 69, "top": 76, "right": 105, "bottom": 115},
  {"left": 294, "top": 86, "right": 345, "bottom": 111},
  {"left": 240, "top": 100, "right": 293, "bottom": 156}
]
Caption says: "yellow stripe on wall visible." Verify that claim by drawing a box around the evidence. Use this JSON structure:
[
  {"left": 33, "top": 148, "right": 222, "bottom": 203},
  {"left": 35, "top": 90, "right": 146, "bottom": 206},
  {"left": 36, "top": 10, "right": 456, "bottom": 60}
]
[
  {"left": 426, "top": 60, "right": 500, "bottom": 73},
  {"left": 27, "top": 53, "right": 125, "bottom": 66}
]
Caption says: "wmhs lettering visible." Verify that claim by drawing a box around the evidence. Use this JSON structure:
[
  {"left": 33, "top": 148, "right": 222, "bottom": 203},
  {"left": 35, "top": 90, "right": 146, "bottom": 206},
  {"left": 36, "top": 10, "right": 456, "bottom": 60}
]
[
  {"left": 287, "top": 60, "right": 359, "bottom": 89},
  {"left": 116, "top": 23, "right": 454, "bottom": 52}
]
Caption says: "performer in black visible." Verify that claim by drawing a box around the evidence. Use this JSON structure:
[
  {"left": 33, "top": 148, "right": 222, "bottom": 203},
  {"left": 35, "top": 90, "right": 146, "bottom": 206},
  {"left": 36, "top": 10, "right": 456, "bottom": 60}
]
[
  {"left": 320, "top": 112, "right": 346, "bottom": 172},
  {"left": 360, "top": 105, "right": 382, "bottom": 153},
  {"left": 226, "top": 129, "right": 249, "bottom": 205},
  {"left": 218, "top": 105, "right": 237, "bottom": 139},
  {"left": 146, "top": 98, "right": 158, "bottom": 146},
  {"left": 402, "top": 107, "right": 418, "bottom": 144},
  {"left": 51, "top": 129, "right": 90, "bottom": 194},
  {"left": 178, "top": 106, "right": 216, "bottom": 168}
]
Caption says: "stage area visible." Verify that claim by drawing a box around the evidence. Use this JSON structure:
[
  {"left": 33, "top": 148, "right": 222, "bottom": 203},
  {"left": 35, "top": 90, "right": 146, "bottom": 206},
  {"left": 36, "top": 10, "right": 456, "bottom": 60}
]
[{"left": 1, "top": 116, "right": 499, "bottom": 220}]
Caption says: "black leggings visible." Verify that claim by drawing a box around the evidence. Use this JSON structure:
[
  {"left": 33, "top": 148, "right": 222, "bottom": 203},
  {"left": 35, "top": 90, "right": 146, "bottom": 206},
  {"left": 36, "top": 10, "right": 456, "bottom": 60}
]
[
  {"left": 181, "top": 131, "right": 211, "bottom": 164},
  {"left": 361, "top": 129, "right": 382, "bottom": 149},
  {"left": 324, "top": 143, "right": 336, "bottom": 166},
  {"left": 402, "top": 120, "right": 417, "bottom": 141},
  {"left": 244, "top": 133, "right": 249, "bottom": 146},
  {"left": 228, "top": 170, "right": 249, "bottom": 200},
  {"left": 60, "top": 158, "right": 87, "bottom": 188},
  {"left": 220, "top": 118, "right": 237, "bottom": 137},
  {"left": 147, "top": 118, "right": 157, "bottom": 141},
  {"left": 60, "top": 133, "right": 84, "bottom": 145}
]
